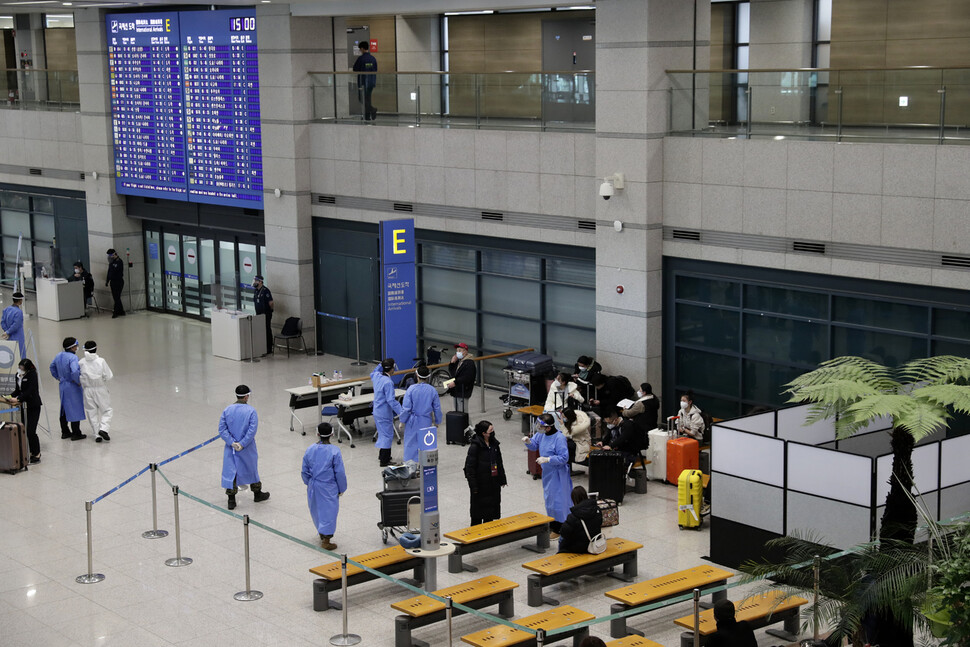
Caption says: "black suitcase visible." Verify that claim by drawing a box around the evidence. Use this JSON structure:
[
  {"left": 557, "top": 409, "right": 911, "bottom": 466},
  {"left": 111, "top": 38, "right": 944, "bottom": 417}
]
[
  {"left": 507, "top": 352, "right": 554, "bottom": 376},
  {"left": 588, "top": 450, "right": 626, "bottom": 504},
  {"left": 377, "top": 489, "right": 419, "bottom": 530},
  {"left": 0, "top": 421, "right": 28, "bottom": 474},
  {"left": 446, "top": 410, "right": 469, "bottom": 445}
]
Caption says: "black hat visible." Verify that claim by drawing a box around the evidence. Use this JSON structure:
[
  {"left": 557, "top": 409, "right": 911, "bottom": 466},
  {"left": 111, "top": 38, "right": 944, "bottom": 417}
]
[
  {"left": 83, "top": 341, "right": 97, "bottom": 352},
  {"left": 11, "top": 291, "right": 23, "bottom": 300},
  {"left": 317, "top": 422, "right": 333, "bottom": 437},
  {"left": 62, "top": 337, "right": 78, "bottom": 350},
  {"left": 235, "top": 385, "right": 251, "bottom": 397},
  {"left": 106, "top": 248, "right": 116, "bottom": 255},
  {"left": 415, "top": 364, "right": 431, "bottom": 379}
]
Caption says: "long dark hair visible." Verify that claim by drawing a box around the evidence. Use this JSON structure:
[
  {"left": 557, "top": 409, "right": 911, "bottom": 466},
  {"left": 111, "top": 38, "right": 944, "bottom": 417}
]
[{"left": 19, "top": 359, "right": 35, "bottom": 373}]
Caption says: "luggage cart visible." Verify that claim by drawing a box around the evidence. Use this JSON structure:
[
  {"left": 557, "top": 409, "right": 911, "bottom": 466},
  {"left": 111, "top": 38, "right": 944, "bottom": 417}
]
[
  {"left": 500, "top": 368, "right": 532, "bottom": 420},
  {"left": 376, "top": 485, "right": 421, "bottom": 544}
]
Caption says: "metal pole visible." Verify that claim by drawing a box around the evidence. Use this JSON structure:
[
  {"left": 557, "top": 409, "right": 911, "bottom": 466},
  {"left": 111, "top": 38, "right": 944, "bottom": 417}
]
[
  {"left": 446, "top": 596, "right": 453, "bottom": 646},
  {"left": 479, "top": 361, "right": 485, "bottom": 414},
  {"left": 75, "top": 501, "right": 105, "bottom": 584},
  {"left": 744, "top": 85, "right": 752, "bottom": 138},
  {"left": 693, "top": 588, "right": 701, "bottom": 647},
  {"left": 813, "top": 555, "right": 821, "bottom": 641},
  {"left": 330, "top": 553, "right": 361, "bottom": 646},
  {"left": 939, "top": 85, "right": 947, "bottom": 144},
  {"left": 164, "top": 486, "right": 192, "bottom": 567},
  {"left": 142, "top": 463, "right": 169, "bottom": 539},
  {"left": 836, "top": 86, "right": 843, "bottom": 142},
  {"left": 351, "top": 317, "right": 365, "bottom": 366},
  {"left": 234, "top": 515, "right": 263, "bottom": 601},
  {"left": 416, "top": 84, "right": 421, "bottom": 126},
  {"left": 245, "top": 315, "right": 260, "bottom": 363},
  {"left": 536, "top": 628, "right": 545, "bottom": 647},
  {"left": 928, "top": 535, "right": 934, "bottom": 586}
]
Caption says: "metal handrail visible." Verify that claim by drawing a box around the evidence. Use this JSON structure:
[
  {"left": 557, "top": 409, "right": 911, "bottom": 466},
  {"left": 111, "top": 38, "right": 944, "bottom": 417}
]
[
  {"left": 309, "top": 69, "right": 594, "bottom": 76},
  {"left": 667, "top": 65, "right": 970, "bottom": 73}
]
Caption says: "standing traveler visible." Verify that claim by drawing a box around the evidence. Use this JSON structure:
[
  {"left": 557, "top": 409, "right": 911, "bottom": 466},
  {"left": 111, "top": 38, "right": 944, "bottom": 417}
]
[
  {"left": 557, "top": 486, "right": 603, "bottom": 554},
  {"left": 252, "top": 275, "right": 274, "bottom": 355},
  {"left": 70, "top": 261, "right": 95, "bottom": 306},
  {"left": 50, "top": 337, "right": 85, "bottom": 441},
  {"left": 1, "top": 291, "right": 25, "bottom": 359},
  {"left": 463, "top": 420, "right": 507, "bottom": 525},
  {"left": 7, "top": 358, "right": 42, "bottom": 463},
  {"left": 219, "top": 385, "right": 270, "bottom": 510},
  {"left": 302, "top": 422, "right": 347, "bottom": 550},
  {"left": 353, "top": 40, "right": 378, "bottom": 120},
  {"left": 447, "top": 342, "right": 476, "bottom": 413},
  {"left": 106, "top": 249, "right": 126, "bottom": 318},
  {"left": 78, "top": 340, "right": 113, "bottom": 442},
  {"left": 399, "top": 363, "right": 442, "bottom": 464},
  {"left": 523, "top": 413, "right": 572, "bottom": 537},
  {"left": 371, "top": 358, "right": 402, "bottom": 467}
]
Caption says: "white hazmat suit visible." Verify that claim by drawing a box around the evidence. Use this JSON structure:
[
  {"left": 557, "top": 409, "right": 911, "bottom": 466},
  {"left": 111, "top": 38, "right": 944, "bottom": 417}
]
[{"left": 79, "top": 349, "right": 113, "bottom": 434}]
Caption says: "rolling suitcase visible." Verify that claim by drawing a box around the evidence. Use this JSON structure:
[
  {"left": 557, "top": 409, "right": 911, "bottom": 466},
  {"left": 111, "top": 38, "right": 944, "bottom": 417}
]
[
  {"left": 677, "top": 469, "right": 704, "bottom": 529},
  {"left": 588, "top": 450, "right": 626, "bottom": 504},
  {"left": 646, "top": 428, "right": 670, "bottom": 481},
  {"left": 446, "top": 410, "right": 469, "bottom": 445},
  {"left": 376, "top": 488, "right": 420, "bottom": 543},
  {"left": 507, "top": 352, "right": 554, "bottom": 376},
  {"left": 0, "top": 421, "right": 28, "bottom": 474},
  {"left": 527, "top": 447, "right": 542, "bottom": 479},
  {"left": 666, "top": 437, "right": 699, "bottom": 485}
]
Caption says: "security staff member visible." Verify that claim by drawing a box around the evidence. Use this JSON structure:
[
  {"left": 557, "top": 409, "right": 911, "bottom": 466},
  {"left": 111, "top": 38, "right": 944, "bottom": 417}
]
[
  {"left": 252, "top": 275, "right": 274, "bottom": 355},
  {"left": 106, "top": 249, "right": 125, "bottom": 318},
  {"left": 219, "top": 385, "right": 270, "bottom": 510},
  {"left": 1, "top": 291, "right": 25, "bottom": 359}
]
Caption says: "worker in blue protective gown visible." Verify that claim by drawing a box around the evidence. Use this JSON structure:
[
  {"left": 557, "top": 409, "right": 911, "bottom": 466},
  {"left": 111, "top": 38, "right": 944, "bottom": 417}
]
[
  {"left": 398, "top": 364, "right": 443, "bottom": 464},
  {"left": 371, "top": 358, "right": 402, "bottom": 467},
  {"left": 219, "top": 385, "right": 270, "bottom": 510},
  {"left": 523, "top": 412, "right": 573, "bottom": 537},
  {"left": 1, "top": 291, "right": 25, "bottom": 359},
  {"left": 302, "top": 422, "right": 347, "bottom": 551},
  {"left": 50, "top": 337, "right": 85, "bottom": 441}
]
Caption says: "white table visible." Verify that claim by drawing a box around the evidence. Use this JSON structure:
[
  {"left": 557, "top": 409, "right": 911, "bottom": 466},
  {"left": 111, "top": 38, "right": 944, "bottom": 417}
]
[
  {"left": 36, "top": 278, "right": 84, "bottom": 321},
  {"left": 329, "top": 389, "right": 405, "bottom": 447},
  {"left": 210, "top": 309, "right": 266, "bottom": 360},
  {"left": 284, "top": 380, "right": 365, "bottom": 434}
]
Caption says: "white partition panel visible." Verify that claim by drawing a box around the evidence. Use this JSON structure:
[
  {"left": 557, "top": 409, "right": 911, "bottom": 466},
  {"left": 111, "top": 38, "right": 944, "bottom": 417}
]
[
  {"left": 712, "top": 427, "right": 785, "bottom": 486},
  {"left": 876, "top": 444, "right": 939, "bottom": 504},
  {"left": 715, "top": 473, "right": 785, "bottom": 534},
  {"left": 718, "top": 411, "right": 775, "bottom": 436},
  {"left": 788, "top": 492, "right": 872, "bottom": 548},
  {"left": 777, "top": 405, "right": 835, "bottom": 445},
  {"left": 941, "top": 435, "right": 970, "bottom": 488},
  {"left": 787, "top": 444, "right": 872, "bottom": 506}
]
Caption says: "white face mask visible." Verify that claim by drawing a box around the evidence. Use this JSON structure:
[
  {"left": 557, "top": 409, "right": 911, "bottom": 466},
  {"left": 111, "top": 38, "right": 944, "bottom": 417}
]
[
  {"left": 456, "top": 351, "right": 464, "bottom": 359},
  {"left": 17, "top": 369, "right": 24, "bottom": 377},
  {"left": 680, "top": 401, "right": 688, "bottom": 411},
  {"left": 606, "top": 422, "right": 615, "bottom": 430},
  {"left": 637, "top": 390, "right": 644, "bottom": 398}
]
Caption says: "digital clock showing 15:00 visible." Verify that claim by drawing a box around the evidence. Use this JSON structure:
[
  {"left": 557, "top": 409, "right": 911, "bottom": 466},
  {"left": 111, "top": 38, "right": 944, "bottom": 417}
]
[{"left": 230, "top": 16, "right": 256, "bottom": 31}]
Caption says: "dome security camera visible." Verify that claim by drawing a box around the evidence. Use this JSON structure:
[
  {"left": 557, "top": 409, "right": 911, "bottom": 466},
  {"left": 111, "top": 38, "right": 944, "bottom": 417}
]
[{"left": 599, "top": 181, "right": 614, "bottom": 200}]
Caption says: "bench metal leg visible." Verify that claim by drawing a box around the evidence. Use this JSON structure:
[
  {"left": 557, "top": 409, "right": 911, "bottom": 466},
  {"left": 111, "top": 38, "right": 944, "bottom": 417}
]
[
  {"left": 527, "top": 574, "right": 558, "bottom": 607},
  {"left": 680, "top": 630, "right": 699, "bottom": 647},
  {"left": 395, "top": 616, "right": 416, "bottom": 647},
  {"left": 765, "top": 612, "right": 800, "bottom": 642},
  {"left": 312, "top": 579, "right": 340, "bottom": 611},
  {"left": 609, "top": 602, "right": 644, "bottom": 638},
  {"left": 447, "top": 553, "right": 478, "bottom": 574},
  {"left": 607, "top": 556, "right": 638, "bottom": 583},
  {"left": 571, "top": 629, "right": 590, "bottom": 647},
  {"left": 498, "top": 593, "right": 515, "bottom": 618},
  {"left": 523, "top": 526, "right": 550, "bottom": 553}
]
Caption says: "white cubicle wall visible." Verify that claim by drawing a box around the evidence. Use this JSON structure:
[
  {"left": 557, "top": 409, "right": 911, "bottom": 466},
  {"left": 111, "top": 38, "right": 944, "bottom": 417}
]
[{"left": 711, "top": 427, "right": 785, "bottom": 534}]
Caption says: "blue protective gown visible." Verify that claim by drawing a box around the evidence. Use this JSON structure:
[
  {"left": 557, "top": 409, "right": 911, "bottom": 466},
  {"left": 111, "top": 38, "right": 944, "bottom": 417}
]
[
  {"left": 50, "top": 351, "right": 84, "bottom": 422},
  {"left": 1, "top": 305, "right": 24, "bottom": 359},
  {"left": 526, "top": 430, "right": 572, "bottom": 523},
  {"left": 302, "top": 442, "right": 348, "bottom": 535},
  {"left": 371, "top": 366, "right": 402, "bottom": 450},
  {"left": 399, "top": 382, "right": 443, "bottom": 463},
  {"left": 218, "top": 402, "right": 261, "bottom": 488}
]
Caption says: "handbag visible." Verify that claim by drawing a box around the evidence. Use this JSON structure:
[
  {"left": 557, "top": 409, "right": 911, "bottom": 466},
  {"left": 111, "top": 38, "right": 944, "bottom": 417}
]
[
  {"left": 581, "top": 518, "right": 607, "bottom": 555},
  {"left": 596, "top": 498, "right": 620, "bottom": 527}
]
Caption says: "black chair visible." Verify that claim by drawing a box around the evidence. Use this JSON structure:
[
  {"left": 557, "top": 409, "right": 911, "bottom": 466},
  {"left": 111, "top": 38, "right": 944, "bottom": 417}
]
[{"left": 274, "top": 316, "right": 309, "bottom": 357}]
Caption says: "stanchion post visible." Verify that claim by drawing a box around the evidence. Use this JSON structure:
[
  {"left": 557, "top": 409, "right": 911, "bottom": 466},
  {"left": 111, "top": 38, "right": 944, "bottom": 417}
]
[
  {"left": 693, "top": 588, "right": 701, "bottom": 647},
  {"left": 445, "top": 596, "right": 453, "bottom": 646},
  {"left": 813, "top": 555, "right": 821, "bottom": 641},
  {"left": 75, "top": 501, "right": 105, "bottom": 584},
  {"left": 351, "top": 317, "right": 365, "bottom": 366},
  {"left": 479, "top": 362, "right": 485, "bottom": 413},
  {"left": 142, "top": 463, "right": 169, "bottom": 539},
  {"left": 928, "top": 534, "right": 935, "bottom": 586},
  {"left": 164, "top": 486, "right": 192, "bottom": 567},
  {"left": 245, "top": 315, "right": 260, "bottom": 363},
  {"left": 234, "top": 515, "right": 263, "bottom": 601},
  {"left": 536, "top": 628, "right": 545, "bottom": 647},
  {"left": 330, "top": 553, "right": 361, "bottom": 645}
]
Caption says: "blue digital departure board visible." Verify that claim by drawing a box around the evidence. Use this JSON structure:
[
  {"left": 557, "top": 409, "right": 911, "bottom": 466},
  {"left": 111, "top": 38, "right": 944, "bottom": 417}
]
[{"left": 107, "top": 9, "right": 263, "bottom": 209}]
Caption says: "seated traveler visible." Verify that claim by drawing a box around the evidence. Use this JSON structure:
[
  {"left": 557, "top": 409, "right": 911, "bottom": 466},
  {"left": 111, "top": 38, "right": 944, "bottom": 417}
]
[
  {"left": 707, "top": 599, "right": 758, "bottom": 647},
  {"left": 557, "top": 485, "right": 603, "bottom": 554},
  {"left": 559, "top": 407, "right": 591, "bottom": 465},
  {"left": 544, "top": 372, "right": 585, "bottom": 412},
  {"left": 676, "top": 390, "right": 705, "bottom": 441},
  {"left": 596, "top": 410, "right": 642, "bottom": 463},
  {"left": 621, "top": 382, "right": 660, "bottom": 434}
]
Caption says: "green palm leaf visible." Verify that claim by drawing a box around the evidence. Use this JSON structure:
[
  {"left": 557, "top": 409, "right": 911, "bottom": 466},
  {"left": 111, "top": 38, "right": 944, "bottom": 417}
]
[{"left": 914, "top": 383, "right": 970, "bottom": 416}]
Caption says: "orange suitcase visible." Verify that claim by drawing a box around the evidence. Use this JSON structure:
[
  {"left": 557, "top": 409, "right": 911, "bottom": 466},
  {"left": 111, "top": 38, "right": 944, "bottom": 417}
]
[{"left": 666, "top": 437, "right": 699, "bottom": 485}]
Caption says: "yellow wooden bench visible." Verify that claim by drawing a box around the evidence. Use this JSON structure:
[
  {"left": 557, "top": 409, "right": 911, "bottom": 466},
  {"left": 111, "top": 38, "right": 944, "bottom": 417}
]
[
  {"left": 309, "top": 545, "right": 424, "bottom": 611},
  {"left": 604, "top": 564, "right": 734, "bottom": 638},
  {"left": 444, "top": 512, "right": 555, "bottom": 574},
  {"left": 673, "top": 590, "right": 808, "bottom": 647},
  {"left": 607, "top": 637, "right": 664, "bottom": 647},
  {"left": 523, "top": 537, "right": 643, "bottom": 607},
  {"left": 391, "top": 575, "right": 519, "bottom": 647},
  {"left": 461, "top": 605, "right": 596, "bottom": 647}
]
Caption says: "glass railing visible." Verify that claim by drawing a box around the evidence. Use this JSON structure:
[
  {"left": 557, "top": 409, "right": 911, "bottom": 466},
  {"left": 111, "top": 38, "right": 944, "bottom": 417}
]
[
  {"left": 0, "top": 68, "right": 80, "bottom": 111},
  {"left": 668, "top": 66, "right": 970, "bottom": 144},
  {"left": 309, "top": 70, "right": 595, "bottom": 131}
]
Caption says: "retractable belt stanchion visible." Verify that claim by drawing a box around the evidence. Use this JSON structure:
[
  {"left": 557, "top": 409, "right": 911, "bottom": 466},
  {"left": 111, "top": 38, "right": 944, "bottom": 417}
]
[
  {"left": 245, "top": 315, "right": 260, "bottom": 364},
  {"left": 142, "top": 463, "right": 169, "bottom": 539},
  {"left": 693, "top": 588, "right": 701, "bottom": 647},
  {"left": 75, "top": 501, "right": 105, "bottom": 584},
  {"left": 234, "top": 515, "right": 263, "bottom": 601},
  {"left": 329, "top": 553, "right": 361, "bottom": 646},
  {"left": 445, "top": 596, "right": 453, "bottom": 646},
  {"left": 164, "top": 486, "right": 192, "bottom": 567},
  {"left": 352, "top": 317, "right": 365, "bottom": 366},
  {"left": 813, "top": 555, "right": 821, "bottom": 642},
  {"left": 536, "top": 628, "right": 545, "bottom": 646}
]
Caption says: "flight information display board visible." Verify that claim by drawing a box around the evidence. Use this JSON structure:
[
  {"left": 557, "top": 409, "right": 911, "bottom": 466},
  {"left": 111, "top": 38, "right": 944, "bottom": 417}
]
[{"left": 107, "top": 9, "right": 263, "bottom": 209}]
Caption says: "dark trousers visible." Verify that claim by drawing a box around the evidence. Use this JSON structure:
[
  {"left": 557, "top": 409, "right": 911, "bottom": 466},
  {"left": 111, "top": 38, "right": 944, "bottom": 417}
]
[
  {"left": 469, "top": 486, "right": 501, "bottom": 526},
  {"left": 362, "top": 86, "right": 376, "bottom": 120},
  {"left": 21, "top": 405, "right": 40, "bottom": 456},
  {"left": 59, "top": 407, "right": 81, "bottom": 437},
  {"left": 109, "top": 280, "right": 125, "bottom": 315},
  {"left": 259, "top": 310, "right": 273, "bottom": 354}
]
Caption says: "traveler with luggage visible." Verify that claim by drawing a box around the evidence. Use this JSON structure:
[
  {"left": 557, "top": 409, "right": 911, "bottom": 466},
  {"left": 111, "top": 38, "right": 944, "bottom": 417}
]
[
  {"left": 621, "top": 382, "right": 660, "bottom": 433},
  {"left": 371, "top": 358, "right": 403, "bottom": 467},
  {"left": 543, "top": 372, "right": 584, "bottom": 412},
  {"left": 302, "top": 422, "right": 347, "bottom": 550},
  {"left": 596, "top": 410, "right": 642, "bottom": 462},
  {"left": 589, "top": 373, "right": 636, "bottom": 419},
  {"left": 399, "top": 363, "right": 443, "bottom": 463},
  {"left": 559, "top": 407, "right": 591, "bottom": 465},
  {"left": 523, "top": 413, "right": 572, "bottom": 537},
  {"left": 557, "top": 486, "right": 603, "bottom": 554},
  {"left": 7, "top": 358, "right": 42, "bottom": 463},
  {"left": 463, "top": 420, "right": 507, "bottom": 525},
  {"left": 677, "top": 390, "right": 705, "bottom": 441},
  {"left": 447, "top": 342, "right": 476, "bottom": 413}
]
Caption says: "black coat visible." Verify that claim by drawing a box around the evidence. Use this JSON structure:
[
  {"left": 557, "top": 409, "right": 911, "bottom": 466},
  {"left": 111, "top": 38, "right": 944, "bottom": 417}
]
[
  {"left": 464, "top": 434, "right": 507, "bottom": 524},
  {"left": 11, "top": 370, "right": 41, "bottom": 409},
  {"left": 706, "top": 620, "right": 758, "bottom": 647},
  {"left": 607, "top": 419, "right": 643, "bottom": 455},
  {"left": 448, "top": 357, "right": 476, "bottom": 398},
  {"left": 596, "top": 375, "right": 635, "bottom": 415},
  {"left": 558, "top": 498, "right": 603, "bottom": 554}
]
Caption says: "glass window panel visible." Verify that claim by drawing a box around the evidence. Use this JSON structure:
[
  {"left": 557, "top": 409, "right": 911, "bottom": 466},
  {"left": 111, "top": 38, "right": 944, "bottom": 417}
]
[
  {"left": 692, "top": 393, "right": 742, "bottom": 421},
  {"left": 2, "top": 237, "right": 23, "bottom": 279},
  {"left": 32, "top": 213, "right": 54, "bottom": 241},
  {"left": 419, "top": 266, "right": 476, "bottom": 308},
  {"left": 421, "top": 243, "right": 476, "bottom": 270},
  {"left": 933, "top": 308, "right": 970, "bottom": 341},
  {"left": 932, "top": 339, "right": 970, "bottom": 358},
  {"left": 237, "top": 243, "right": 257, "bottom": 314},
  {"left": 481, "top": 250, "right": 541, "bottom": 279},
  {"left": 482, "top": 313, "right": 540, "bottom": 353},
  {"left": 833, "top": 296, "right": 928, "bottom": 334},
  {"left": 675, "top": 347, "right": 740, "bottom": 399},
  {"left": 832, "top": 327, "right": 927, "bottom": 367},
  {"left": 0, "top": 193, "right": 28, "bottom": 210},
  {"left": 737, "top": 2, "right": 750, "bottom": 43},
  {"left": 547, "top": 257, "right": 594, "bottom": 287},
  {"left": 420, "top": 304, "right": 477, "bottom": 346},
  {"left": 1, "top": 210, "right": 30, "bottom": 238},
  {"left": 481, "top": 275, "right": 540, "bottom": 319},
  {"left": 744, "top": 284, "right": 827, "bottom": 318},
  {"left": 32, "top": 196, "right": 53, "bottom": 213},
  {"left": 817, "top": 0, "right": 832, "bottom": 41},
  {"left": 546, "top": 323, "right": 595, "bottom": 369},
  {"left": 737, "top": 44, "right": 749, "bottom": 69},
  {"left": 744, "top": 313, "right": 825, "bottom": 365},
  {"left": 676, "top": 275, "right": 739, "bottom": 307},
  {"left": 546, "top": 283, "right": 595, "bottom": 327},
  {"left": 742, "top": 359, "right": 805, "bottom": 407},
  {"left": 146, "top": 230, "right": 163, "bottom": 309},
  {"left": 676, "top": 303, "right": 739, "bottom": 352},
  {"left": 816, "top": 43, "right": 830, "bottom": 68}
]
